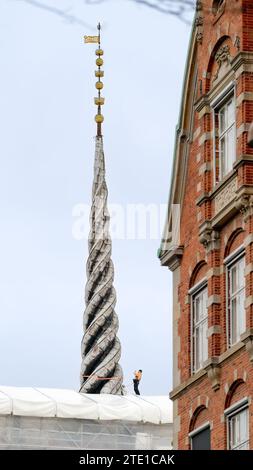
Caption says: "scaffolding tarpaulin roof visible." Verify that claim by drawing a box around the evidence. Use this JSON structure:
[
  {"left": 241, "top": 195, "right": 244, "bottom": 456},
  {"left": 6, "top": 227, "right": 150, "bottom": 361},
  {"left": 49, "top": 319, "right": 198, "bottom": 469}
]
[{"left": 0, "top": 386, "right": 172, "bottom": 424}]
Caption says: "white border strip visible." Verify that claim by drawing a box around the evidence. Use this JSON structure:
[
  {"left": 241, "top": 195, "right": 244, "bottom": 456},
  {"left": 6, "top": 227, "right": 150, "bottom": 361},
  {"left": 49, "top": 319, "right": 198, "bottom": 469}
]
[
  {"left": 224, "top": 397, "right": 248, "bottom": 417},
  {"left": 188, "top": 421, "right": 210, "bottom": 438}
]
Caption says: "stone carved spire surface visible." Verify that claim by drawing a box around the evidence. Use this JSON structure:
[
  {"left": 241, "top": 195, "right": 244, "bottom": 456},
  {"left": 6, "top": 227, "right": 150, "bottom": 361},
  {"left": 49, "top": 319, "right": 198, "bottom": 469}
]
[{"left": 80, "top": 137, "right": 123, "bottom": 394}]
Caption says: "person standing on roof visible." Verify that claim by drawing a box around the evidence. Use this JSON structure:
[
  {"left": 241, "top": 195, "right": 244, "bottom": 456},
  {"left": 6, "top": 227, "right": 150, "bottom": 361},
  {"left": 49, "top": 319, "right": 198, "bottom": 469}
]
[{"left": 133, "top": 369, "right": 142, "bottom": 396}]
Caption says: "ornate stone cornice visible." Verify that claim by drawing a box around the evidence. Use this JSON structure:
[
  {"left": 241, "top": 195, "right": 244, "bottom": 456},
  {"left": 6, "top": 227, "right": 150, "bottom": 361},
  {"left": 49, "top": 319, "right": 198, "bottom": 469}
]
[
  {"left": 231, "top": 51, "right": 253, "bottom": 73},
  {"left": 160, "top": 246, "right": 184, "bottom": 272},
  {"left": 233, "top": 154, "right": 253, "bottom": 171},
  {"left": 196, "top": 192, "right": 209, "bottom": 206},
  {"left": 195, "top": 96, "right": 210, "bottom": 114}
]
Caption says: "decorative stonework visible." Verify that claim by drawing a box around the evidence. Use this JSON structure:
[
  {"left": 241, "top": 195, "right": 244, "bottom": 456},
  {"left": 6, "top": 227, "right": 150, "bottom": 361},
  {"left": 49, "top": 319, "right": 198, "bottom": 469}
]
[
  {"left": 213, "top": 44, "right": 231, "bottom": 82},
  {"left": 196, "top": 31, "right": 203, "bottom": 45},
  {"left": 199, "top": 222, "right": 220, "bottom": 251},
  {"left": 214, "top": 177, "right": 237, "bottom": 215},
  {"left": 196, "top": 0, "right": 203, "bottom": 12},
  {"left": 195, "top": 16, "right": 203, "bottom": 27},
  {"left": 234, "top": 36, "right": 241, "bottom": 52},
  {"left": 205, "top": 358, "right": 221, "bottom": 391},
  {"left": 194, "top": 4, "right": 203, "bottom": 45},
  {"left": 215, "top": 45, "right": 230, "bottom": 68},
  {"left": 159, "top": 246, "right": 184, "bottom": 271},
  {"left": 235, "top": 194, "right": 253, "bottom": 222}
]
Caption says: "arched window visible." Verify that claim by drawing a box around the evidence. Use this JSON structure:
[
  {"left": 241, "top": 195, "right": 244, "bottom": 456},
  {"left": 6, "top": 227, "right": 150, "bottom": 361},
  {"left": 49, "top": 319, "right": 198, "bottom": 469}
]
[
  {"left": 189, "top": 262, "right": 208, "bottom": 373},
  {"left": 189, "top": 406, "right": 211, "bottom": 450},
  {"left": 224, "top": 380, "right": 249, "bottom": 450},
  {"left": 224, "top": 232, "right": 246, "bottom": 347}
]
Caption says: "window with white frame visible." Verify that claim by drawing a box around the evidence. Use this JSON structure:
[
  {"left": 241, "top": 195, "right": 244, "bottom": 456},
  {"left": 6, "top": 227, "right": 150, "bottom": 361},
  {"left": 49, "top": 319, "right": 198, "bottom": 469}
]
[
  {"left": 227, "top": 253, "right": 245, "bottom": 346},
  {"left": 226, "top": 401, "right": 249, "bottom": 450},
  {"left": 213, "top": 89, "right": 236, "bottom": 183},
  {"left": 192, "top": 285, "right": 208, "bottom": 372}
]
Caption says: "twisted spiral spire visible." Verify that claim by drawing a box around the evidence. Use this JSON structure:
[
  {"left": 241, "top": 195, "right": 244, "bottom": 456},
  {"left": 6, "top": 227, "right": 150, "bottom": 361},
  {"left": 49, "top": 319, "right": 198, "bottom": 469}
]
[{"left": 80, "top": 136, "right": 123, "bottom": 394}]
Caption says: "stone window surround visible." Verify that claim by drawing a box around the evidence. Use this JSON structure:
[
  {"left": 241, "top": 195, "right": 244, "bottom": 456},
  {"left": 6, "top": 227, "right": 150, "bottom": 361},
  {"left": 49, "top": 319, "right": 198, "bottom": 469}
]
[
  {"left": 195, "top": 51, "right": 253, "bottom": 115},
  {"left": 195, "top": 54, "right": 253, "bottom": 240},
  {"left": 160, "top": 53, "right": 253, "bottom": 269},
  {"left": 196, "top": 79, "right": 237, "bottom": 209},
  {"left": 195, "top": 52, "right": 253, "bottom": 221}
]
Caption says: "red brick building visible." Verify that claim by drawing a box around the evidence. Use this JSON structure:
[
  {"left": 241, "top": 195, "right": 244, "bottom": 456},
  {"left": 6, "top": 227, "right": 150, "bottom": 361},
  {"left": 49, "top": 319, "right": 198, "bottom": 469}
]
[{"left": 159, "top": 0, "right": 253, "bottom": 450}]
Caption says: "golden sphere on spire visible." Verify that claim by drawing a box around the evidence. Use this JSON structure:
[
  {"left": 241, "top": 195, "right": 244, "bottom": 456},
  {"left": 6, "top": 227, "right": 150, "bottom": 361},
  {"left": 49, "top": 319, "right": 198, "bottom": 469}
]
[
  {"left": 96, "top": 81, "right": 103, "bottom": 90},
  {"left": 96, "top": 58, "right": 103, "bottom": 66},
  {"left": 95, "top": 114, "right": 104, "bottom": 123},
  {"left": 96, "top": 49, "right": 104, "bottom": 56}
]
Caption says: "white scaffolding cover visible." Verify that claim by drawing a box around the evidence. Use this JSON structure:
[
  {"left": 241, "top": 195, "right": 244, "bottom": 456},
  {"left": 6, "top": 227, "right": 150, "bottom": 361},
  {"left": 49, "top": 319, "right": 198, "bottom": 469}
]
[{"left": 0, "top": 386, "right": 172, "bottom": 424}]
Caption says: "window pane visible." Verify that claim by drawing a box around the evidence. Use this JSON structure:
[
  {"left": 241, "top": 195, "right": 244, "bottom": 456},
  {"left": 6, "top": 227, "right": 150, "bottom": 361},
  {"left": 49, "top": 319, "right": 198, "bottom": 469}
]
[
  {"left": 219, "top": 107, "right": 225, "bottom": 133},
  {"left": 195, "top": 297, "right": 200, "bottom": 323},
  {"left": 238, "top": 291, "right": 245, "bottom": 336},
  {"left": 229, "top": 408, "right": 249, "bottom": 450},
  {"left": 203, "top": 290, "right": 208, "bottom": 318},
  {"left": 193, "top": 287, "right": 208, "bottom": 371},
  {"left": 227, "top": 127, "right": 235, "bottom": 171},
  {"left": 238, "top": 258, "right": 245, "bottom": 289},
  {"left": 228, "top": 256, "right": 245, "bottom": 346},
  {"left": 231, "top": 416, "right": 237, "bottom": 447},
  {"left": 231, "top": 298, "right": 237, "bottom": 344},
  {"left": 220, "top": 137, "right": 225, "bottom": 177},
  {"left": 191, "top": 427, "right": 211, "bottom": 450},
  {"left": 195, "top": 326, "right": 200, "bottom": 370},
  {"left": 203, "top": 318, "right": 208, "bottom": 362},
  {"left": 240, "top": 410, "right": 247, "bottom": 442},
  {"left": 231, "top": 265, "right": 237, "bottom": 294},
  {"left": 238, "top": 442, "right": 249, "bottom": 450},
  {"left": 227, "top": 99, "right": 235, "bottom": 126},
  {"left": 216, "top": 93, "right": 235, "bottom": 181}
]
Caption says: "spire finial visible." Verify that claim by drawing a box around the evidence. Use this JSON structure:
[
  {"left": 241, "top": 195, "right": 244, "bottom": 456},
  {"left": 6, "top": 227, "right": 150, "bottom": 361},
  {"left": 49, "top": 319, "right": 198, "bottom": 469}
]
[{"left": 84, "top": 23, "right": 104, "bottom": 137}]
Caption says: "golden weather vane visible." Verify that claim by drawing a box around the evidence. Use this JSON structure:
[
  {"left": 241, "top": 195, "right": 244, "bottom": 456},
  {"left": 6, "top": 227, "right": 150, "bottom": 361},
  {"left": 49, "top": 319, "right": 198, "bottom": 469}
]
[{"left": 84, "top": 23, "right": 105, "bottom": 137}]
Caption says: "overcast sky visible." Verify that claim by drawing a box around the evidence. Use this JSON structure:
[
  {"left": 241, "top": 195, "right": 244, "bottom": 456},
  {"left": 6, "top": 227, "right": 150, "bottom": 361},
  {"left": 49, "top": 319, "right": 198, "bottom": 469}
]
[{"left": 0, "top": 0, "right": 192, "bottom": 395}]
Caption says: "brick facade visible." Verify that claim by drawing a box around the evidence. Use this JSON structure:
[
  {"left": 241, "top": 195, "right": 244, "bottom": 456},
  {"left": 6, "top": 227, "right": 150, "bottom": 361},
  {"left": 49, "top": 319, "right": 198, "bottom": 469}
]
[{"left": 160, "top": 0, "right": 253, "bottom": 450}]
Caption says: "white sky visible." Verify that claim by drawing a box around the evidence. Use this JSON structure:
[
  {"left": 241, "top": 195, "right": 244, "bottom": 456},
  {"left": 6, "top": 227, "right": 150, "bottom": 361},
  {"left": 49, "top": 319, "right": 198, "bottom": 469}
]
[{"left": 0, "top": 0, "right": 192, "bottom": 395}]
